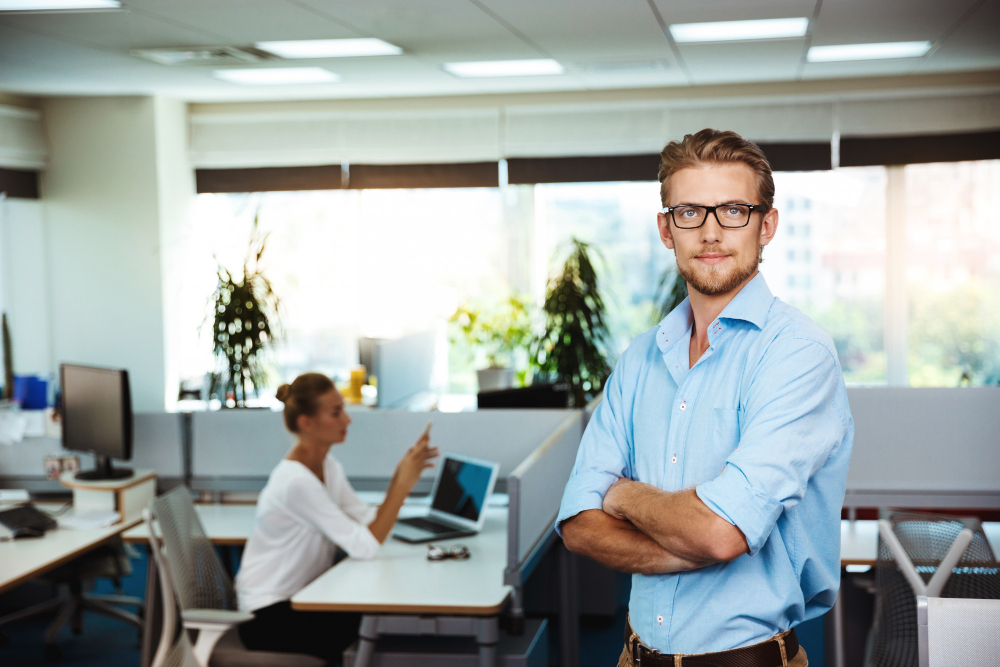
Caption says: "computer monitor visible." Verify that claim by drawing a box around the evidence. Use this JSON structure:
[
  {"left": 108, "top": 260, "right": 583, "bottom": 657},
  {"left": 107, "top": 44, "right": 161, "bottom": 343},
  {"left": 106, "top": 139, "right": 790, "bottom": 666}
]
[
  {"left": 60, "top": 363, "right": 133, "bottom": 481},
  {"left": 476, "top": 383, "right": 570, "bottom": 409}
]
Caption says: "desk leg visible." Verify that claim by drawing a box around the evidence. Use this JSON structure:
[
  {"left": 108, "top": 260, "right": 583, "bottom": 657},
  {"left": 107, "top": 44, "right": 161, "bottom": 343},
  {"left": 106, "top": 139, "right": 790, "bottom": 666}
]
[
  {"left": 829, "top": 586, "right": 846, "bottom": 667},
  {"left": 477, "top": 616, "right": 499, "bottom": 667},
  {"left": 559, "top": 542, "right": 579, "bottom": 667},
  {"left": 140, "top": 546, "right": 161, "bottom": 667},
  {"left": 353, "top": 614, "right": 379, "bottom": 667}
]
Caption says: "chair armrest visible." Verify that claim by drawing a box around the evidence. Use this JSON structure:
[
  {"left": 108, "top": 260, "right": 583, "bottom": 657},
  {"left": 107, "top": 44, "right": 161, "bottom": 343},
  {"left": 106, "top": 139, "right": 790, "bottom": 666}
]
[
  {"left": 182, "top": 609, "right": 255, "bottom": 629},
  {"left": 181, "top": 609, "right": 255, "bottom": 667}
]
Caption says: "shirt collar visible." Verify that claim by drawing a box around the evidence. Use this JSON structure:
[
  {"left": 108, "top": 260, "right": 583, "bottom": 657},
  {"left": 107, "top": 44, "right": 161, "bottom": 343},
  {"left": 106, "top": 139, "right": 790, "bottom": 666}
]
[
  {"left": 655, "top": 296, "right": 692, "bottom": 354},
  {"left": 654, "top": 272, "right": 773, "bottom": 354},
  {"left": 717, "top": 272, "right": 773, "bottom": 330}
]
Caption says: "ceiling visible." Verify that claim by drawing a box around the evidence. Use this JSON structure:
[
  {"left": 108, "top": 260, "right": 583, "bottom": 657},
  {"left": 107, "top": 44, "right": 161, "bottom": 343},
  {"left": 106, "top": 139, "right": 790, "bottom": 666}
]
[{"left": 0, "top": 0, "right": 998, "bottom": 102}]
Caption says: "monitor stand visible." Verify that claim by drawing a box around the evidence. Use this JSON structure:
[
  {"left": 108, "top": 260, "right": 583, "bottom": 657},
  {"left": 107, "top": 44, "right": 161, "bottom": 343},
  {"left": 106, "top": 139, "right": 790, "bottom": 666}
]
[{"left": 75, "top": 454, "right": 133, "bottom": 481}]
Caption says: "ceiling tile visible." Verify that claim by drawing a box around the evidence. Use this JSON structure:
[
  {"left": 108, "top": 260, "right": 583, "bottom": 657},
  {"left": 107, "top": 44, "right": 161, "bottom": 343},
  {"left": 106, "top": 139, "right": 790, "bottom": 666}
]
[
  {"left": 810, "top": 0, "right": 972, "bottom": 46},
  {"left": 678, "top": 39, "right": 806, "bottom": 84}
]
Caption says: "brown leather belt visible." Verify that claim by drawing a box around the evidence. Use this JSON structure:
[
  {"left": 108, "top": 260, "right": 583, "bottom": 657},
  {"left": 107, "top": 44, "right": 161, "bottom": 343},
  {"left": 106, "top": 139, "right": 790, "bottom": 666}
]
[{"left": 624, "top": 617, "right": 799, "bottom": 667}]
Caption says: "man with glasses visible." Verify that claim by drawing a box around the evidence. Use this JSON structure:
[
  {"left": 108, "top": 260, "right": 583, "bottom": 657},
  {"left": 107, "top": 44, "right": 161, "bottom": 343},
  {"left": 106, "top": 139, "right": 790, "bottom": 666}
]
[{"left": 558, "top": 129, "right": 853, "bottom": 667}]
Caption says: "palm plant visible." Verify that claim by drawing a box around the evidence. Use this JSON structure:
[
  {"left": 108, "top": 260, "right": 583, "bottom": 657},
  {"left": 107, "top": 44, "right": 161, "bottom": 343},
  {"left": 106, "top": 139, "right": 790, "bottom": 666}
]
[
  {"left": 208, "top": 214, "right": 280, "bottom": 407},
  {"left": 532, "top": 238, "right": 612, "bottom": 407}
]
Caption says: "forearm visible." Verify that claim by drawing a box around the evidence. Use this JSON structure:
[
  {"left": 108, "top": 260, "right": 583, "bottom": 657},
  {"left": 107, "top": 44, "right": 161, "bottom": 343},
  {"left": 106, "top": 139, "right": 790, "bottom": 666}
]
[
  {"left": 367, "top": 479, "right": 410, "bottom": 543},
  {"left": 610, "top": 484, "right": 748, "bottom": 562},
  {"left": 561, "top": 509, "right": 707, "bottom": 574}
]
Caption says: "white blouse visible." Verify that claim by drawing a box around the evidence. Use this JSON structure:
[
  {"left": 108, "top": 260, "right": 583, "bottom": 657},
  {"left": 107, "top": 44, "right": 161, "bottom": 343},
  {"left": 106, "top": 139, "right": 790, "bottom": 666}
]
[{"left": 235, "top": 454, "right": 380, "bottom": 612}]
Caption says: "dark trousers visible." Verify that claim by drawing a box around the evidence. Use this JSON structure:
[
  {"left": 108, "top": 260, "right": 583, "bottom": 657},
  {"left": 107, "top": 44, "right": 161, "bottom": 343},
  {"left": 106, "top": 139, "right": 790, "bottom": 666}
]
[{"left": 238, "top": 600, "right": 361, "bottom": 665}]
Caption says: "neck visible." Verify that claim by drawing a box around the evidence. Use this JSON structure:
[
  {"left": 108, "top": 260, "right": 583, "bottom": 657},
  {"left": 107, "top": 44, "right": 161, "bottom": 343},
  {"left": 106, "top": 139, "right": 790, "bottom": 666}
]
[
  {"left": 687, "top": 269, "right": 758, "bottom": 367},
  {"left": 289, "top": 435, "right": 333, "bottom": 468}
]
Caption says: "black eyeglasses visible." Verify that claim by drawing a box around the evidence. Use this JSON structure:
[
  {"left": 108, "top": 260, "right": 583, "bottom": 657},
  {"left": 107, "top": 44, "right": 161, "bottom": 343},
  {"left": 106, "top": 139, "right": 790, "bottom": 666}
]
[
  {"left": 427, "top": 544, "right": 470, "bottom": 561},
  {"left": 661, "top": 203, "right": 767, "bottom": 229}
]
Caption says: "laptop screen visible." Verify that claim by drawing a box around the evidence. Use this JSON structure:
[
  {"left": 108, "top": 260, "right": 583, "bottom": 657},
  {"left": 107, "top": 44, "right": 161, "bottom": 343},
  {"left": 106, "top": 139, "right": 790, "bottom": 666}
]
[{"left": 431, "top": 457, "right": 493, "bottom": 522}]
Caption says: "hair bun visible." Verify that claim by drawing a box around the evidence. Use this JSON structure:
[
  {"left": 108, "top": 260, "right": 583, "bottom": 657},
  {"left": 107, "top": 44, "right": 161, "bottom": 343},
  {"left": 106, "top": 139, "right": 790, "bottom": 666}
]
[{"left": 275, "top": 384, "right": 292, "bottom": 402}]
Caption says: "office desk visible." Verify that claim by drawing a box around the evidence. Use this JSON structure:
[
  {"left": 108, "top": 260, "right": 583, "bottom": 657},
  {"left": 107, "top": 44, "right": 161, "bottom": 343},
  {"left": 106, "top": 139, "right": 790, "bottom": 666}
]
[
  {"left": 840, "top": 520, "right": 1000, "bottom": 566},
  {"left": 122, "top": 503, "right": 257, "bottom": 546},
  {"left": 0, "top": 518, "right": 140, "bottom": 596},
  {"left": 293, "top": 506, "right": 511, "bottom": 667}
]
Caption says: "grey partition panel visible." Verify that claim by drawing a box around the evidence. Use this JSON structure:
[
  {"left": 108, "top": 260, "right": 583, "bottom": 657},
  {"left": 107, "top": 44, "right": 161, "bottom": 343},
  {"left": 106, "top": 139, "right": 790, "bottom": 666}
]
[
  {"left": 334, "top": 409, "right": 570, "bottom": 479},
  {"left": 191, "top": 410, "right": 295, "bottom": 479},
  {"left": 374, "top": 331, "right": 436, "bottom": 408},
  {"left": 846, "top": 387, "right": 1000, "bottom": 507},
  {"left": 508, "top": 412, "right": 584, "bottom": 568},
  {"left": 131, "top": 413, "right": 184, "bottom": 478}
]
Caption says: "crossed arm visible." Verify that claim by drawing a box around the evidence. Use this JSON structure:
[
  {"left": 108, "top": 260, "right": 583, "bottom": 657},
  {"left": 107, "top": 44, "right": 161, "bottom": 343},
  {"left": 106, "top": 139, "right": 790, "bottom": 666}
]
[{"left": 560, "top": 479, "right": 749, "bottom": 575}]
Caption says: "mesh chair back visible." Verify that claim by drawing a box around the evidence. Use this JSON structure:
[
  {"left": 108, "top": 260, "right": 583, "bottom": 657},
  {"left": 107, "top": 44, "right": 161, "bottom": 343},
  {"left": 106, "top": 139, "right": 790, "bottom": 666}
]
[
  {"left": 926, "top": 597, "right": 1000, "bottom": 667},
  {"left": 867, "top": 512, "right": 1000, "bottom": 667},
  {"left": 144, "top": 508, "right": 201, "bottom": 667},
  {"left": 151, "top": 487, "right": 238, "bottom": 611}
]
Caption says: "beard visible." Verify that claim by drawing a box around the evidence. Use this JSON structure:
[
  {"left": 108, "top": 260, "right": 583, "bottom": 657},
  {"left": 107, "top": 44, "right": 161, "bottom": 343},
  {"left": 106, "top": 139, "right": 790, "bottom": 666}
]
[{"left": 676, "top": 241, "right": 761, "bottom": 296}]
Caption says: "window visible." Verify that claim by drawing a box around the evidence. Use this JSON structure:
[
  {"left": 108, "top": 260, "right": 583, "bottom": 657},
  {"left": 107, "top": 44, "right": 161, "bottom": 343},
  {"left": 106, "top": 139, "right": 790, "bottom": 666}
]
[
  {"left": 166, "top": 160, "right": 999, "bottom": 405},
  {"left": 904, "top": 160, "right": 1000, "bottom": 386}
]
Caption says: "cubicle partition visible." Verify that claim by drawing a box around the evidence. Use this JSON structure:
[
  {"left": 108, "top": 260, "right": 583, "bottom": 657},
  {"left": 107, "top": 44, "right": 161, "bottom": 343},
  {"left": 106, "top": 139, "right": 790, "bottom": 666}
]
[
  {"left": 845, "top": 387, "right": 1000, "bottom": 510},
  {"left": 0, "top": 412, "right": 184, "bottom": 492},
  {"left": 189, "top": 408, "right": 572, "bottom": 493}
]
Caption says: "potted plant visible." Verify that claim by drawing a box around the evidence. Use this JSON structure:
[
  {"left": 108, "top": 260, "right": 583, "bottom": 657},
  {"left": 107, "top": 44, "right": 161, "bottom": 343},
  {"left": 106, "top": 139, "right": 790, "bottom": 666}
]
[
  {"left": 531, "top": 238, "right": 612, "bottom": 407},
  {"left": 653, "top": 265, "right": 689, "bottom": 322},
  {"left": 450, "top": 296, "right": 532, "bottom": 391},
  {"left": 207, "top": 213, "right": 281, "bottom": 407}
]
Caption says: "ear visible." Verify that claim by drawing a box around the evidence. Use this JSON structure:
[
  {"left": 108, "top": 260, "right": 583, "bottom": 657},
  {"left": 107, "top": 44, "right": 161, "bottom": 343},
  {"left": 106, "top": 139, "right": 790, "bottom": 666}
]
[
  {"left": 297, "top": 412, "right": 313, "bottom": 434},
  {"left": 759, "top": 207, "right": 778, "bottom": 248},
  {"left": 657, "top": 211, "right": 675, "bottom": 251}
]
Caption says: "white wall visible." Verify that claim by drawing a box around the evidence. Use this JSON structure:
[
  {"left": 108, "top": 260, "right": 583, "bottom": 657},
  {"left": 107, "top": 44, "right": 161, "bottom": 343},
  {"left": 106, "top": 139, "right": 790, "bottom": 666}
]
[
  {"left": 154, "top": 97, "right": 197, "bottom": 411},
  {"left": 39, "top": 96, "right": 189, "bottom": 411},
  {"left": 0, "top": 197, "right": 52, "bottom": 377}
]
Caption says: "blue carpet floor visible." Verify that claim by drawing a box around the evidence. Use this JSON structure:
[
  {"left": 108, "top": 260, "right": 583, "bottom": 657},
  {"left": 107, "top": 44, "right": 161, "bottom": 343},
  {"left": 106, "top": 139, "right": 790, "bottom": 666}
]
[{"left": 1, "top": 550, "right": 825, "bottom": 667}]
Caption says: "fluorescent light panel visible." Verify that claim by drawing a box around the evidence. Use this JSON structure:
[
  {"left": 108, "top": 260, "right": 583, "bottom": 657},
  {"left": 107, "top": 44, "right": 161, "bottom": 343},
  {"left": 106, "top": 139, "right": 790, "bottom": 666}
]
[
  {"left": 669, "top": 17, "right": 809, "bottom": 43},
  {"left": 0, "top": 0, "right": 118, "bottom": 8},
  {"left": 444, "top": 59, "right": 563, "bottom": 78},
  {"left": 213, "top": 67, "right": 339, "bottom": 86},
  {"left": 255, "top": 38, "right": 402, "bottom": 59},
  {"left": 807, "top": 41, "right": 932, "bottom": 62}
]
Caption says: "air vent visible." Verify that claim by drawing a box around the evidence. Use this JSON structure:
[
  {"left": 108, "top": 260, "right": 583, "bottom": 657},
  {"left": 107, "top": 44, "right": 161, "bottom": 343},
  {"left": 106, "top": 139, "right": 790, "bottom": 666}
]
[{"left": 132, "top": 46, "right": 270, "bottom": 66}]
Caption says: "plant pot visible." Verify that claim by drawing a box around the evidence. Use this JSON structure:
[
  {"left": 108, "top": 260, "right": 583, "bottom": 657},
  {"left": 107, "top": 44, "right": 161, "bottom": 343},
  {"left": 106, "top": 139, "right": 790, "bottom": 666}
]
[{"left": 477, "top": 367, "right": 515, "bottom": 392}]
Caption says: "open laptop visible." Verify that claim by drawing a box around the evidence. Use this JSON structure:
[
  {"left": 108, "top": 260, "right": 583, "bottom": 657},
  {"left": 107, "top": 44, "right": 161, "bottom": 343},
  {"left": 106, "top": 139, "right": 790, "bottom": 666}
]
[{"left": 392, "top": 452, "right": 500, "bottom": 543}]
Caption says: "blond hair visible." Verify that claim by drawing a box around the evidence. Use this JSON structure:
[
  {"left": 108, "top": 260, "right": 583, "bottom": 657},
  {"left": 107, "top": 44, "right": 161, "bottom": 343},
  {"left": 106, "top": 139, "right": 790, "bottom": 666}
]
[{"left": 658, "top": 129, "right": 774, "bottom": 210}]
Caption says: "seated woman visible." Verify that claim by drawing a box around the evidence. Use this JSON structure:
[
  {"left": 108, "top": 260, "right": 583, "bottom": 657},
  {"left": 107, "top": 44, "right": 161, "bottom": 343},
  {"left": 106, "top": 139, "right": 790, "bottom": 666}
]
[{"left": 235, "top": 372, "right": 437, "bottom": 663}]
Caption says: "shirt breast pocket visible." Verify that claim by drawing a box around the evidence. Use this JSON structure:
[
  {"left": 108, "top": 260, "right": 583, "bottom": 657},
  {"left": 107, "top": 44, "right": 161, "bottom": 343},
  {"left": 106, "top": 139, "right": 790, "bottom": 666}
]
[{"left": 712, "top": 407, "right": 741, "bottom": 453}]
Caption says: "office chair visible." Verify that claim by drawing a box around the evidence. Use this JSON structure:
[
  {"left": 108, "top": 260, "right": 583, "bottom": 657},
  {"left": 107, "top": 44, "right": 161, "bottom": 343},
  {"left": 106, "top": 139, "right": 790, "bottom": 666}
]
[
  {"left": 145, "top": 489, "right": 324, "bottom": 667},
  {"left": 0, "top": 536, "right": 143, "bottom": 661},
  {"left": 865, "top": 511, "right": 1000, "bottom": 667},
  {"left": 916, "top": 595, "right": 1000, "bottom": 667}
]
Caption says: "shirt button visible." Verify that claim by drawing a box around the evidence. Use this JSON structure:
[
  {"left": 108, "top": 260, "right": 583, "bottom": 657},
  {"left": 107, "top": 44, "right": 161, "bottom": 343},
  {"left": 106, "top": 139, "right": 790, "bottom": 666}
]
[
  {"left": 657, "top": 615, "right": 663, "bottom": 625},
  {"left": 671, "top": 454, "right": 677, "bottom": 464},
  {"left": 679, "top": 401, "right": 687, "bottom": 411}
]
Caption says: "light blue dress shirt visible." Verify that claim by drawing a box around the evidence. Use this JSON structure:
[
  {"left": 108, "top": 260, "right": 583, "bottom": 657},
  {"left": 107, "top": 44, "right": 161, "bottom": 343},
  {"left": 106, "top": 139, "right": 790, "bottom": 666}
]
[{"left": 557, "top": 272, "right": 853, "bottom": 653}]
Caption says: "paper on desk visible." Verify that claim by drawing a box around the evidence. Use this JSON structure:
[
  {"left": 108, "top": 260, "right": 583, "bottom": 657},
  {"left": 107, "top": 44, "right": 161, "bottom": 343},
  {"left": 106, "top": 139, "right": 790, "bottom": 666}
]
[
  {"left": 0, "top": 489, "right": 30, "bottom": 502},
  {"left": 0, "top": 411, "right": 27, "bottom": 445},
  {"left": 59, "top": 509, "right": 120, "bottom": 530}
]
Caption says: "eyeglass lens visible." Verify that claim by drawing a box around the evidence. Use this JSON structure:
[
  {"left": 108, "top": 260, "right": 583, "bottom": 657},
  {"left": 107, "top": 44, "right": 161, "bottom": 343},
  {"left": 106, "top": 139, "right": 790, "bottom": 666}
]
[{"left": 672, "top": 204, "right": 751, "bottom": 229}]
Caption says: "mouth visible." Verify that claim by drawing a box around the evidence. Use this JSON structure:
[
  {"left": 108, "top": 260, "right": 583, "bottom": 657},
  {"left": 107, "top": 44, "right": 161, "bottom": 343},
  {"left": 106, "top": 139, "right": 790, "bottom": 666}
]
[{"left": 695, "top": 253, "right": 730, "bottom": 265}]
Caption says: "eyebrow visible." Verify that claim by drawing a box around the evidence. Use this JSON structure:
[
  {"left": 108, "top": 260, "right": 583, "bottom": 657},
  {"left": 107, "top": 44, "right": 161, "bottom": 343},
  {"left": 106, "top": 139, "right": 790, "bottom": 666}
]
[{"left": 675, "top": 199, "right": 753, "bottom": 206}]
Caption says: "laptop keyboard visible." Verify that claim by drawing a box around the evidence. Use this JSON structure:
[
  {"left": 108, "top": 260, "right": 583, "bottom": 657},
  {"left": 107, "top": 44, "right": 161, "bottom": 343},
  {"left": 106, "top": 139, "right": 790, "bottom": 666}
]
[
  {"left": 399, "top": 517, "right": 458, "bottom": 534},
  {"left": 0, "top": 504, "right": 58, "bottom": 533}
]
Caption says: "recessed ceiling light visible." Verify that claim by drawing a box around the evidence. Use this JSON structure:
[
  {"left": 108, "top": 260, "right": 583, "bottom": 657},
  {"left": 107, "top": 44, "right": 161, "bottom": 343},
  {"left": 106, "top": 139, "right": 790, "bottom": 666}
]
[
  {"left": 669, "top": 17, "right": 809, "bottom": 43},
  {"left": 213, "top": 67, "right": 340, "bottom": 86},
  {"left": 443, "top": 59, "right": 564, "bottom": 78},
  {"left": 255, "top": 38, "right": 402, "bottom": 59},
  {"left": 0, "top": 0, "right": 119, "bottom": 9},
  {"left": 807, "top": 41, "right": 932, "bottom": 62}
]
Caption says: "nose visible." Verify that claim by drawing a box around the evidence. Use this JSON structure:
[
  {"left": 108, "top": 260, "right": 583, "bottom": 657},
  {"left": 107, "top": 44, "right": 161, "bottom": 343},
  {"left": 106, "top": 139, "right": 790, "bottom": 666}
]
[{"left": 698, "top": 211, "right": 724, "bottom": 245}]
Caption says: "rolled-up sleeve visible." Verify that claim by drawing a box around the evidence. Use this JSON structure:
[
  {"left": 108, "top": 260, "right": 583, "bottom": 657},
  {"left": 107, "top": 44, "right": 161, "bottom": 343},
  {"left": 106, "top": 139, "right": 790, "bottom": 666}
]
[
  {"left": 556, "top": 358, "right": 633, "bottom": 534},
  {"left": 286, "top": 477, "right": 381, "bottom": 560},
  {"left": 696, "top": 336, "right": 848, "bottom": 555}
]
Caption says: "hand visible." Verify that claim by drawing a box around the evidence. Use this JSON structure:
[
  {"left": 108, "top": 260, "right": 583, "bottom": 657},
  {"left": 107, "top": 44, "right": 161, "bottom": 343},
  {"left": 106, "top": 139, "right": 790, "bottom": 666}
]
[
  {"left": 392, "top": 426, "right": 439, "bottom": 493},
  {"left": 602, "top": 477, "right": 631, "bottom": 520}
]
